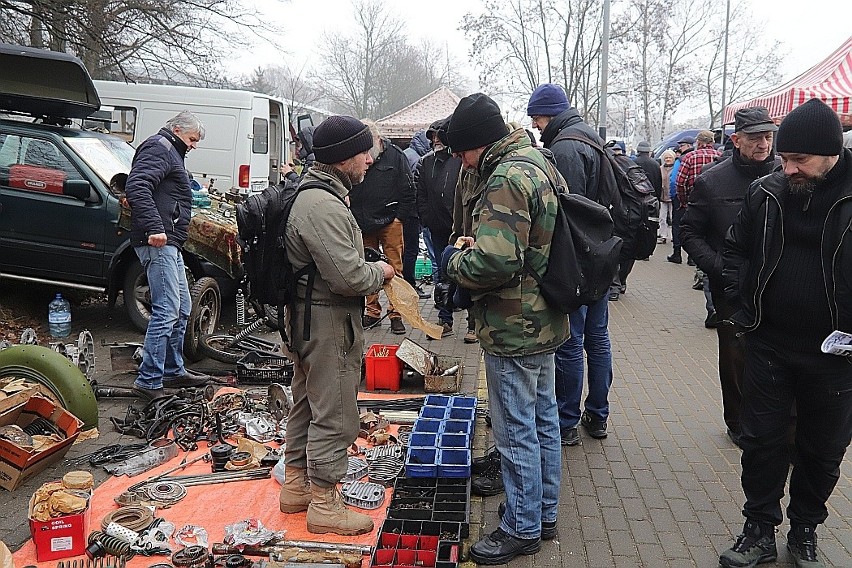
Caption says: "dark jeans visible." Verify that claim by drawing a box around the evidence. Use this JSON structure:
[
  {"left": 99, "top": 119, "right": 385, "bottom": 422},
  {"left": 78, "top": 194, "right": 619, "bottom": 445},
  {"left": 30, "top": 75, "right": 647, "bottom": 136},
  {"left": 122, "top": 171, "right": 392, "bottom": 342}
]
[
  {"left": 671, "top": 198, "right": 684, "bottom": 249},
  {"left": 402, "top": 216, "right": 421, "bottom": 286},
  {"left": 711, "top": 288, "right": 743, "bottom": 433},
  {"left": 740, "top": 335, "right": 852, "bottom": 526}
]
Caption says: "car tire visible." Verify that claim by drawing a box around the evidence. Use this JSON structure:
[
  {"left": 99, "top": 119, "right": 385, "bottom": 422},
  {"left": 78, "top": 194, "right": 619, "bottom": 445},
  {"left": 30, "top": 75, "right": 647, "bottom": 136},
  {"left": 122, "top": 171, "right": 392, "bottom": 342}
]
[
  {"left": 123, "top": 258, "right": 151, "bottom": 332},
  {"left": 184, "top": 277, "right": 221, "bottom": 363},
  {"left": 0, "top": 345, "right": 98, "bottom": 430}
]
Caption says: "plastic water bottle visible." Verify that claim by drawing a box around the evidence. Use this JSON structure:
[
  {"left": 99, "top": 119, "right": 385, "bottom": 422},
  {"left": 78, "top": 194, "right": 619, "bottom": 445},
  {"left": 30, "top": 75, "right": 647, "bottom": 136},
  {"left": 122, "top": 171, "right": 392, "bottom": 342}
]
[{"left": 48, "top": 293, "right": 72, "bottom": 338}]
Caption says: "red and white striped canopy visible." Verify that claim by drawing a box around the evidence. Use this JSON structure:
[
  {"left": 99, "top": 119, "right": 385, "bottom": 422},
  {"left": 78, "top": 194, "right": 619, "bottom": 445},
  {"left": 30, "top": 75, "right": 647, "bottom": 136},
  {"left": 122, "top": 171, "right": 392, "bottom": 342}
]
[{"left": 723, "top": 35, "right": 852, "bottom": 126}]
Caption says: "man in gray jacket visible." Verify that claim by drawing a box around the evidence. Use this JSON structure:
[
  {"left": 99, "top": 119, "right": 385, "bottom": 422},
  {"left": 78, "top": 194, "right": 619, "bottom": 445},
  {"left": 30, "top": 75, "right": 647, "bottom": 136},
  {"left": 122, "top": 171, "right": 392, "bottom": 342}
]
[{"left": 279, "top": 115, "right": 394, "bottom": 536}]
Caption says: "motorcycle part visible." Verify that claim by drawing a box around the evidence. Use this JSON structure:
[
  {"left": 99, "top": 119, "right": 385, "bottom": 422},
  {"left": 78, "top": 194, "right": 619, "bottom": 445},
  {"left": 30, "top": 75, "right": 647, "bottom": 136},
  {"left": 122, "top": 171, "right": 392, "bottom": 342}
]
[
  {"left": 340, "top": 480, "right": 385, "bottom": 509},
  {"left": 364, "top": 444, "right": 404, "bottom": 462},
  {"left": 0, "top": 425, "right": 33, "bottom": 447},
  {"left": 342, "top": 457, "right": 368, "bottom": 483},
  {"left": 267, "top": 383, "right": 292, "bottom": 422},
  {"left": 367, "top": 455, "right": 404, "bottom": 486},
  {"left": 87, "top": 531, "right": 133, "bottom": 559},
  {"left": 104, "top": 521, "right": 140, "bottom": 545},
  {"left": 0, "top": 344, "right": 98, "bottom": 430},
  {"left": 197, "top": 333, "right": 279, "bottom": 364},
  {"left": 171, "top": 545, "right": 208, "bottom": 568},
  {"left": 184, "top": 277, "right": 221, "bottom": 363},
  {"left": 20, "top": 328, "right": 38, "bottom": 345},
  {"left": 101, "top": 505, "right": 154, "bottom": 532},
  {"left": 107, "top": 438, "right": 178, "bottom": 477}
]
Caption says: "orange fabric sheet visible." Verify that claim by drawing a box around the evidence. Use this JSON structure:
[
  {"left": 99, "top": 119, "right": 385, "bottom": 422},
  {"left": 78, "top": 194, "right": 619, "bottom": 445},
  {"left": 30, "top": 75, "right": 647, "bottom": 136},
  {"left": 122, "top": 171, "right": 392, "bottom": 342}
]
[{"left": 13, "top": 393, "right": 422, "bottom": 567}]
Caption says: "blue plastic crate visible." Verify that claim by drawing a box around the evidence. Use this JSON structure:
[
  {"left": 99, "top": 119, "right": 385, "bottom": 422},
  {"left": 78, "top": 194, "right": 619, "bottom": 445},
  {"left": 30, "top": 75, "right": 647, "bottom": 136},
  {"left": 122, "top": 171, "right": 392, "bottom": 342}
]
[
  {"left": 410, "top": 432, "right": 437, "bottom": 448},
  {"left": 437, "top": 449, "right": 471, "bottom": 477},
  {"left": 441, "top": 420, "right": 472, "bottom": 436},
  {"left": 450, "top": 396, "right": 477, "bottom": 409},
  {"left": 448, "top": 407, "right": 474, "bottom": 421},
  {"left": 438, "top": 432, "right": 469, "bottom": 449},
  {"left": 421, "top": 406, "right": 448, "bottom": 420},
  {"left": 406, "top": 447, "right": 438, "bottom": 477},
  {"left": 412, "top": 419, "right": 442, "bottom": 434},
  {"left": 425, "top": 394, "right": 451, "bottom": 407}
]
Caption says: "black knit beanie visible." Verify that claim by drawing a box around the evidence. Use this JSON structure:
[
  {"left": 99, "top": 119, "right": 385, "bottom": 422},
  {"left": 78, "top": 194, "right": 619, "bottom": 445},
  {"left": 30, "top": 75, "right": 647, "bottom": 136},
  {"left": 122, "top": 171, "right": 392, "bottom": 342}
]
[
  {"left": 312, "top": 116, "right": 373, "bottom": 164},
  {"left": 446, "top": 93, "right": 508, "bottom": 152},
  {"left": 776, "top": 98, "right": 843, "bottom": 156}
]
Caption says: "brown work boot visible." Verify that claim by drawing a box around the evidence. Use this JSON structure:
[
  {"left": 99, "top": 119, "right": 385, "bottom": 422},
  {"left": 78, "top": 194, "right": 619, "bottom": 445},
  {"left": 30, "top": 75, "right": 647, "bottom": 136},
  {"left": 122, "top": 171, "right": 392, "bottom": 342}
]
[
  {"left": 306, "top": 483, "right": 374, "bottom": 535},
  {"left": 279, "top": 466, "right": 312, "bottom": 513}
]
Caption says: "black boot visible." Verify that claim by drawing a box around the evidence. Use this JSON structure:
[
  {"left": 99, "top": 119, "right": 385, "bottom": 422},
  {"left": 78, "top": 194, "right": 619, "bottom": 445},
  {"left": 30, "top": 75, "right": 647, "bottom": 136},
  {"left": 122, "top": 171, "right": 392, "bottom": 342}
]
[
  {"left": 719, "top": 519, "right": 777, "bottom": 568},
  {"left": 667, "top": 246, "right": 682, "bottom": 264},
  {"left": 787, "top": 523, "right": 824, "bottom": 567}
]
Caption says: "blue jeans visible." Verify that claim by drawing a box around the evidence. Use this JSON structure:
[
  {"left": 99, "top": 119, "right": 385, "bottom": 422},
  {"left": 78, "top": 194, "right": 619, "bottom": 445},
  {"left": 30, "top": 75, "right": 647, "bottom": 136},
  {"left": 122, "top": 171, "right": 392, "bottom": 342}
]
[
  {"left": 134, "top": 245, "right": 191, "bottom": 389},
  {"left": 485, "top": 351, "right": 561, "bottom": 539},
  {"left": 421, "top": 227, "right": 440, "bottom": 283},
  {"left": 554, "top": 296, "right": 613, "bottom": 428}
]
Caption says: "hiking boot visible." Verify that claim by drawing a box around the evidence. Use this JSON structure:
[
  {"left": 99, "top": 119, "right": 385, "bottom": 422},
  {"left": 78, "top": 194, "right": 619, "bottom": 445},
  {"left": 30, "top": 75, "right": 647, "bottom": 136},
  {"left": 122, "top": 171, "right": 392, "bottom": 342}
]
[
  {"left": 667, "top": 253, "right": 682, "bottom": 264},
  {"left": 362, "top": 315, "right": 381, "bottom": 329},
  {"left": 705, "top": 310, "right": 719, "bottom": 329},
  {"left": 787, "top": 523, "right": 824, "bottom": 567},
  {"left": 463, "top": 329, "right": 478, "bottom": 344},
  {"left": 279, "top": 466, "right": 312, "bottom": 513},
  {"left": 471, "top": 455, "right": 504, "bottom": 496},
  {"left": 719, "top": 519, "right": 777, "bottom": 568},
  {"left": 306, "top": 483, "right": 373, "bottom": 535},
  {"left": 581, "top": 411, "right": 608, "bottom": 439},
  {"left": 428, "top": 322, "right": 453, "bottom": 340},
  {"left": 498, "top": 501, "right": 557, "bottom": 540},
  {"left": 687, "top": 257, "right": 696, "bottom": 266},
  {"left": 390, "top": 318, "right": 406, "bottom": 335},
  {"left": 561, "top": 426, "right": 581, "bottom": 446},
  {"left": 472, "top": 447, "right": 500, "bottom": 475},
  {"left": 469, "top": 528, "right": 540, "bottom": 565}
]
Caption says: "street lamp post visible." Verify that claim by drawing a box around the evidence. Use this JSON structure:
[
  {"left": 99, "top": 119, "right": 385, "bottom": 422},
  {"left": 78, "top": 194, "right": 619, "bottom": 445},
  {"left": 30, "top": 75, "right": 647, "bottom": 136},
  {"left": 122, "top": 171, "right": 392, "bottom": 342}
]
[
  {"left": 598, "top": 0, "right": 611, "bottom": 140},
  {"left": 721, "top": 0, "right": 730, "bottom": 125}
]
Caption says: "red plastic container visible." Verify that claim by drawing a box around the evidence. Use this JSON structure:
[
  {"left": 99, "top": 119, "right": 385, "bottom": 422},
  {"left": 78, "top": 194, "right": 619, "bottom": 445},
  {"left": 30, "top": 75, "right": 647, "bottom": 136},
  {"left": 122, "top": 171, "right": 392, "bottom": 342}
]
[{"left": 365, "top": 344, "right": 402, "bottom": 391}]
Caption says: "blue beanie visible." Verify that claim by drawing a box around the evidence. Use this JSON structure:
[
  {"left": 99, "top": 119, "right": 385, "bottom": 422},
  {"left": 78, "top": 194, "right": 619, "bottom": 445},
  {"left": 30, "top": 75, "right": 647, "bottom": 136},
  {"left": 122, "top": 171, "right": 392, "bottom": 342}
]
[{"left": 527, "top": 84, "right": 570, "bottom": 117}]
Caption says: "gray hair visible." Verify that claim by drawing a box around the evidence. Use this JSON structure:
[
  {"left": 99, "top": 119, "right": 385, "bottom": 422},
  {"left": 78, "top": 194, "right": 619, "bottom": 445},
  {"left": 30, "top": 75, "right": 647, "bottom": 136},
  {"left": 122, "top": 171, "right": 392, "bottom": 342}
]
[{"left": 166, "top": 111, "right": 205, "bottom": 140}]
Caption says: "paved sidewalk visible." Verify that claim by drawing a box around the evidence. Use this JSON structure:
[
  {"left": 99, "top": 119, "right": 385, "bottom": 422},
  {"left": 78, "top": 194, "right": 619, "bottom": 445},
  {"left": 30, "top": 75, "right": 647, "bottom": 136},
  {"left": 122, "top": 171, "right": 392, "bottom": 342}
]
[{"left": 1, "top": 252, "right": 850, "bottom": 567}]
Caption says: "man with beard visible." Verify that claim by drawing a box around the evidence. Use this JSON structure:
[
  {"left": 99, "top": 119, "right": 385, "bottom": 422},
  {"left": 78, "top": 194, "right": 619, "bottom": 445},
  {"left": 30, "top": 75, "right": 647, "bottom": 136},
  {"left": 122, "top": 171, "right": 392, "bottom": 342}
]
[
  {"left": 681, "top": 107, "right": 778, "bottom": 449},
  {"left": 719, "top": 98, "right": 852, "bottom": 568},
  {"left": 279, "top": 115, "right": 394, "bottom": 536}
]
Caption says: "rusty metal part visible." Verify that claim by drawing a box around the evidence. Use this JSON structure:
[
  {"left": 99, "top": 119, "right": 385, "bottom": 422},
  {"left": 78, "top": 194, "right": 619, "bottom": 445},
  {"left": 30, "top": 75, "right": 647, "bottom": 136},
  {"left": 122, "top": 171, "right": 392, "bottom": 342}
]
[
  {"left": 213, "top": 540, "right": 372, "bottom": 556},
  {"left": 211, "top": 544, "right": 363, "bottom": 568},
  {"left": 171, "top": 545, "right": 208, "bottom": 568},
  {"left": 228, "top": 451, "right": 252, "bottom": 467},
  {"left": 267, "top": 383, "right": 292, "bottom": 422}
]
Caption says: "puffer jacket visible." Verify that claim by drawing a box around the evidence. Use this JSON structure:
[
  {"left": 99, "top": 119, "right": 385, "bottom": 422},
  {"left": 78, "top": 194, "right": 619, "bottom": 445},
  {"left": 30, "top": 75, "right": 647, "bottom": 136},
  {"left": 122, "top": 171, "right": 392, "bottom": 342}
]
[
  {"left": 722, "top": 148, "right": 852, "bottom": 334},
  {"left": 349, "top": 139, "right": 416, "bottom": 234},
  {"left": 284, "top": 165, "right": 385, "bottom": 304},
  {"left": 125, "top": 128, "right": 192, "bottom": 248},
  {"left": 447, "top": 129, "right": 569, "bottom": 357},
  {"left": 404, "top": 130, "right": 431, "bottom": 170}
]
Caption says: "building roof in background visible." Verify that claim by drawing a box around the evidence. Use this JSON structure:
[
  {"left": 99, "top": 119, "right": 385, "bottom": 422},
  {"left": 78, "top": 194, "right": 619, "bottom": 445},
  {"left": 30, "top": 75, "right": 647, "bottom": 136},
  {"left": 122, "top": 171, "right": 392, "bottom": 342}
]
[{"left": 376, "top": 86, "right": 461, "bottom": 138}]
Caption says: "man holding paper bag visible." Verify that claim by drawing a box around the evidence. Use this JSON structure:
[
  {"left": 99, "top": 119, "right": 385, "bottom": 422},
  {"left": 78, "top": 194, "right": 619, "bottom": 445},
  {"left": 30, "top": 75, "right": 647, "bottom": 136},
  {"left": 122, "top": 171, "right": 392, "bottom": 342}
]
[{"left": 719, "top": 98, "right": 852, "bottom": 568}]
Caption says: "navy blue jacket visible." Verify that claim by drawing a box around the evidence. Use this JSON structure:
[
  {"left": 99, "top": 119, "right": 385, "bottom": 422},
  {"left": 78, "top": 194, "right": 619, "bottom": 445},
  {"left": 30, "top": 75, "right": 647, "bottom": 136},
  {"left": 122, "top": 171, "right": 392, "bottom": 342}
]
[
  {"left": 539, "top": 107, "right": 601, "bottom": 201},
  {"left": 125, "top": 128, "right": 192, "bottom": 248}
]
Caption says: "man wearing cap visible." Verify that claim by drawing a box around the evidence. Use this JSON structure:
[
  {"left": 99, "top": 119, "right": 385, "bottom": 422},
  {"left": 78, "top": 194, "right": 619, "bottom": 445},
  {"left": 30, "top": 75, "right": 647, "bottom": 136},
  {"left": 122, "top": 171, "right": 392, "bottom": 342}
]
[
  {"left": 443, "top": 92, "right": 568, "bottom": 564},
  {"left": 279, "top": 115, "right": 395, "bottom": 536},
  {"left": 667, "top": 136, "right": 696, "bottom": 264},
  {"left": 719, "top": 98, "right": 852, "bottom": 568},
  {"left": 680, "top": 107, "right": 778, "bottom": 452}
]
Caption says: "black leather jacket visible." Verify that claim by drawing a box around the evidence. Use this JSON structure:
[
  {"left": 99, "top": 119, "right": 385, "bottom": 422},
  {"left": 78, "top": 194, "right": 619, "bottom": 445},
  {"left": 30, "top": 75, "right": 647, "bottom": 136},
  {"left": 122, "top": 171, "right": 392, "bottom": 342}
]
[{"left": 722, "top": 149, "right": 852, "bottom": 334}]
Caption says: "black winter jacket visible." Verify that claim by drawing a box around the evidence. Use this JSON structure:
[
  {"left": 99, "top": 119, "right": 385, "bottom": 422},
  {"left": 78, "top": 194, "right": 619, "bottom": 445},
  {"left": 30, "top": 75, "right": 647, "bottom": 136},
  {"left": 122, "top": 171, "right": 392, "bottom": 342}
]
[
  {"left": 125, "top": 128, "right": 192, "bottom": 248},
  {"left": 350, "top": 139, "right": 416, "bottom": 234},
  {"left": 722, "top": 149, "right": 852, "bottom": 334},
  {"left": 540, "top": 107, "right": 601, "bottom": 201},
  {"left": 682, "top": 149, "right": 776, "bottom": 286},
  {"left": 635, "top": 154, "right": 663, "bottom": 200},
  {"left": 415, "top": 148, "right": 460, "bottom": 249}
]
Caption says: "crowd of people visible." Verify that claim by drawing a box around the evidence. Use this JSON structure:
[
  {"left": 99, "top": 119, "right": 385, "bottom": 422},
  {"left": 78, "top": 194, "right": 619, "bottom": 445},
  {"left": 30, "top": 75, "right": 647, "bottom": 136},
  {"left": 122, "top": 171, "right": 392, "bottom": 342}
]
[{"left": 125, "top": 86, "right": 852, "bottom": 567}]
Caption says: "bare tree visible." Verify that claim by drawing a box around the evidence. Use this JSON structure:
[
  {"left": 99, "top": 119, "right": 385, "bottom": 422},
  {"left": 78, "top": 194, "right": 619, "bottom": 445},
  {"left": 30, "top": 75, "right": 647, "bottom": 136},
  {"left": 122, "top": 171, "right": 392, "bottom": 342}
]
[{"left": 0, "top": 0, "right": 284, "bottom": 84}]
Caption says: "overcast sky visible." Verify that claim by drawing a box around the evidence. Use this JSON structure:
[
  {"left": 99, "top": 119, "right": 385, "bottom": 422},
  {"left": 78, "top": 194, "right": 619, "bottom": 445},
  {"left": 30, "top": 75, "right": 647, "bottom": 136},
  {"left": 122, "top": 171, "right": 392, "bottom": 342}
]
[{"left": 232, "top": 0, "right": 852, "bottom": 114}]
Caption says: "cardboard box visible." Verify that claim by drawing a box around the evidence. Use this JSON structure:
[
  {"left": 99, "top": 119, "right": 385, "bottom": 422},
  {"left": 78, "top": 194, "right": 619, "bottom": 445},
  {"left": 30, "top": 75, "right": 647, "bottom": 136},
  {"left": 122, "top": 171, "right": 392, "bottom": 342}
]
[
  {"left": 29, "top": 499, "right": 91, "bottom": 561},
  {"left": 0, "top": 395, "right": 83, "bottom": 491}
]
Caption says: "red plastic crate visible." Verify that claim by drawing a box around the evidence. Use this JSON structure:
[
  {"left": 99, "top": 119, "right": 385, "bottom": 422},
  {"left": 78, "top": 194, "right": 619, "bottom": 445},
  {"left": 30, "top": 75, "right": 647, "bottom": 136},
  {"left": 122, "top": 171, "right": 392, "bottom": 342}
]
[{"left": 365, "top": 344, "right": 402, "bottom": 391}]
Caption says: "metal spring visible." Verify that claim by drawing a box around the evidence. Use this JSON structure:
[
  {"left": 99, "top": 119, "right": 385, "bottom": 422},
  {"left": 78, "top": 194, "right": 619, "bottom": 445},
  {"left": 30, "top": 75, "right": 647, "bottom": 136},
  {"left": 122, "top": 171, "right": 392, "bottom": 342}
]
[
  {"left": 231, "top": 317, "right": 267, "bottom": 342},
  {"left": 22, "top": 416, "right": 63, "bottom": 437},
  {"left": 87, "top": 531, "right": 133, "bottom": 558},
  {"left": 56, "top": 555, "right": 126, "bottom": 568},
  {"left": 236, "top": 289, "right": 246, "bottom": 326}
]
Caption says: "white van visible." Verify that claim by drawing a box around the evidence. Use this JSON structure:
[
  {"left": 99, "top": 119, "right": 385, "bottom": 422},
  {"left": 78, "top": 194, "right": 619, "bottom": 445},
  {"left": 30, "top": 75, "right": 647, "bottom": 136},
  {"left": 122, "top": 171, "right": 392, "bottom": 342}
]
[{"left": 92, "top": 81, "right": 288, "bottom": 195}]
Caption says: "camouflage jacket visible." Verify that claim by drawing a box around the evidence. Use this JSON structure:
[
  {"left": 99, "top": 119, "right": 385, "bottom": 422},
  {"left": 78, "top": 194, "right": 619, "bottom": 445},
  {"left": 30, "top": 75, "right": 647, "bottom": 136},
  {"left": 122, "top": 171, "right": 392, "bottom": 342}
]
[{"left": 447, "top": 129, "right": 569, "bottom": 356}]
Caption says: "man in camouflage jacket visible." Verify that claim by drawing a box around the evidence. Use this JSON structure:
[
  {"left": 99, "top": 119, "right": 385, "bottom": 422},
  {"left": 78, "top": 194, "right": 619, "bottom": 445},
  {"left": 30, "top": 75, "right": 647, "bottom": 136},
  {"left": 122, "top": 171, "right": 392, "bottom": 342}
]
[{"left": 443, "top": 93, "right": 569, "bottom": 565}]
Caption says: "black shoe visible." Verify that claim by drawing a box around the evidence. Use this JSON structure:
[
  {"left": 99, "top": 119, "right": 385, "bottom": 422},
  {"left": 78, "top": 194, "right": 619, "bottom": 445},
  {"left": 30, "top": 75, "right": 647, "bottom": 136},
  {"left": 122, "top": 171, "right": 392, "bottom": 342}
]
[
  {"left": 132, "top": 386, "right": 165, "bottom": 400},
  {"left": 471, "top": 456, "right": 504, "bottom": 496},
  {"left": 471, "top": 447, "right": 500, "bottom": 475},
  {"left": 561, "top": 426, "right": 580, "bottom": 446},
  {"left": 580, "top": 411, "right": 608, "bottom": 439},
  {"left": 498, "top": 502, "right": 557, "bottom": 540},
  {"left": 390, "top": 318, "right": 406, "bottom": 334},
  {"left": 687, "top": 258, "right": 696, "bottom": 266},
  {"left": 719, "top": 519, "right": 777, "bottom": 568},
  {"left": 692, "top": 277, "right": 704, "bottom": 290},
  {"left": 705, "top": 310, "right": 719, "bottom": 329},
  {"left": 787, "top": 524, "right": 824, "bottom": 567},
  {"left": 163, "top": 371, "right": 212, "bottom": 388},
  {"left": 608, "top": 291, "right": 619, "bottom": 301},
  {"left": 727, "top": 428, "right": 743, "bottom": 449},
  {"left": 484, "top": 409, "right": 492, "bottom": 427},
  {"left": 667, "top": 254, "right": 682, "bottom": 264},
  {"left": 362, "top": 315, "right": 381, "bottom": 329},
  {"left": 619, "top": 284, "right": 626, "bottom": 294},
  {"left": 469, "top": 528, "right": 541, "bottom": 565}
]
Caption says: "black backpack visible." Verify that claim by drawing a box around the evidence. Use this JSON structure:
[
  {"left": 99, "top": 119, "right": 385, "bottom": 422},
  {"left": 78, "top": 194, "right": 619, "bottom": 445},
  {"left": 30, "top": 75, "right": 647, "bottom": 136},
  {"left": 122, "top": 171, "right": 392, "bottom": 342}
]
[
  {"left": 235, "top": 180, "right": 337, "bottom": 341},
  {"left": 554, "top": 132, "right": 660, "bottom": 260},
  {"left": 502, "top": 154, "right": 623, "bottom": 314}
]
